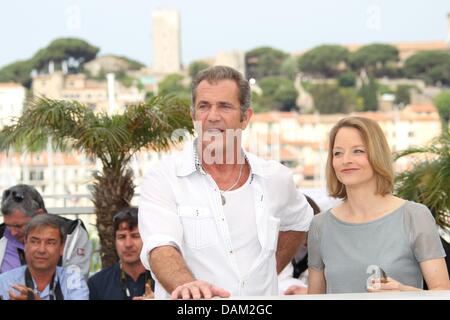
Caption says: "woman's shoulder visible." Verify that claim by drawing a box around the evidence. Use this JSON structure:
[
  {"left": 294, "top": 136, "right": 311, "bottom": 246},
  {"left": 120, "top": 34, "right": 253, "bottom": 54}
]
[
  {"left": 311, "top": 209, "right": 332, "bottom": 229},
  {"left": 401, "top": 199, "right": 438, "bottom": 230},
  {"left": 402, "top": 200, "right": 433, "bottom": 217}
]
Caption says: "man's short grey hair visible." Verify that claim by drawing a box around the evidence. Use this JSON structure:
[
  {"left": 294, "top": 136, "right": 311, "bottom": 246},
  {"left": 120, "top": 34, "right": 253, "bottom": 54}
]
[
  {"left": 1, "top": 184, "right": 47, "bottom": 217},
  {"left": 191, "top": 66, "right": 251, "bottom": 119},
  {"left": 24, "top": 214, "right": 66, "bottom": 243}
]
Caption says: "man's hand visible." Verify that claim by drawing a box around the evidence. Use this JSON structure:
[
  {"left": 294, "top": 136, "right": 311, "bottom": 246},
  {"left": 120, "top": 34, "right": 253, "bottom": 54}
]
[
  {"left": 284, "top": 285, "right": 308, "bottom": 295},
  {"left": 133, "top": 283, "right": 155, "bottom": 300},
  {"left": 8, "top": 284, "right": 41, "bottom": 300},
  {"left": 171, "top": 280, "right": 230, "bottom": 300}
]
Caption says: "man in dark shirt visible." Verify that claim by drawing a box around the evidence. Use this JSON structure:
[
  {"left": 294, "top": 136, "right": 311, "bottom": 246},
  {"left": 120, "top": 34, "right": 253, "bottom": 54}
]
[{"left": 88, "top": 207, "right": 154, "bottom": 300}]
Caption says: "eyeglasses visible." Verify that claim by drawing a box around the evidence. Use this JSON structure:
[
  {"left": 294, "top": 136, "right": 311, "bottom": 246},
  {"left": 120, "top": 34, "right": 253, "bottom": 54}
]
[
  {"left": 113, "top": 209, "right": 138, "bottom": 222},
  {"left": 2, "top": 190, "right": 25, "bottom": 203},
  {"left": 5, "top": 222, "right": 28, "bottom": 230}
]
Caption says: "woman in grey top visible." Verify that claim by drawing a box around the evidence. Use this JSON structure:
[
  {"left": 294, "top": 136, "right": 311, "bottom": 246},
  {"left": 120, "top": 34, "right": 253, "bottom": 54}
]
[{"left": 308, "top": 116, "right": 450, "bottom": 294}]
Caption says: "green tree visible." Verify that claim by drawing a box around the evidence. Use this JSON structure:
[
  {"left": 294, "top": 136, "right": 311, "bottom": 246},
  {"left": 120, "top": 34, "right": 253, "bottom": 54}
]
[
  {"left": 298, "top": 45, "right": 349, "bottom": 78},
  {"left": 258, "top": 76, "right": 298, "bottom": 111},
  {"left": 0, "top": 60, "right": 34, "bottom": 88},
  {"left": 359, "top": 77, "right": 379, "bottom": 111},
  {"left": 115, "top": 55, "right": 145, "bottom": 70},
  {"left": 158, "top": 74, "right": 189, "bottom": 99},
  {"left": 310, "top": 84, "right": 348, "bottom": 114},
  {"left": 0, "top": 37, "right": 100, "bottom": 87},
  {"left": 404, "top": 51, "right": 450, "bottom": 86},
  {"left": 349, "top": 43, "right": 399, "bottom": 76},
  {"left": 394, "top": 85, "right": 412, "bottom": 106},
  {"left": 280, "top": 56, "right": 299, "bottom": 81},
  {"left": 188, "top": 61, "right": 210, "bottom": 79},
  {"left": 32, "top": 38, "right": 99, "bottom": 72},
  {"left": 245, "top": 47, "right": 289, "bottom": 80},
  {"left": 0, "top": 96, "right": 194, "bottom": 267},
  {"left": 395, "top": 134, "right": 450, "bottom": 229},
  {"left": 338, "top": 71, "right": 356, "bottom": 87},
  {"left": 434, "top": 91, "right": 450, "bottom": 134}
]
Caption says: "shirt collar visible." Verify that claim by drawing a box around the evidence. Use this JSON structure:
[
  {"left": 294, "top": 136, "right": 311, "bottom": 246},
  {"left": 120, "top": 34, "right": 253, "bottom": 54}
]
[{"left": 175, "top": 139, "right": 269, "bottom": 179}]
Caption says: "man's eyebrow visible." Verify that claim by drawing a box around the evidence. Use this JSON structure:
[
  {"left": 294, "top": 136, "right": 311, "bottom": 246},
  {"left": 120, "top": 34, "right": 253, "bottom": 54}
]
[{"left": 217, "top": 101, "right": 233, "bottom": 106}]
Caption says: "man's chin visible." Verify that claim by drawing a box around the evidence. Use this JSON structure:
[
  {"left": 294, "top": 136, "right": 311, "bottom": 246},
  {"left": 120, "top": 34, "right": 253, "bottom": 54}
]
[
  {"left": 29, "top": 263, "right": 54, "bottom": 273},
  {"left": 120, "top": 257, "right": 140, "bottom": 265}
]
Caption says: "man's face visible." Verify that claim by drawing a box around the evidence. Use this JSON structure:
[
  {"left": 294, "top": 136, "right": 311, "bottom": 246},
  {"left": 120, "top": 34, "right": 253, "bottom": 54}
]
[
  {"left": 115, "top": 223, "right": 143, "bottom": 265},
  {"left": 3, "top": 210, "right": 33, "bottom": 243},
  {"left": 192, "top": 80, "right": 253, "bottom": 156},
  {"left": 25, "top": 226, "right": 64, "bottom": 274}
]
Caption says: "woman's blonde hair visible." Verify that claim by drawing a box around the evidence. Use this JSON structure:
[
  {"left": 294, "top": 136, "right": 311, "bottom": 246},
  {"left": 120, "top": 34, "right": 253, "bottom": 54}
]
[{"left": 326, "top": 116, "right": 394, "bottom": 199}]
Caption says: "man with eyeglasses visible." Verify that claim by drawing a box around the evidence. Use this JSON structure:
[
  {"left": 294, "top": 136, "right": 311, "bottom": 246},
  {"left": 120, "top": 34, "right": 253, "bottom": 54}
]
[
  {"left": 88, "top": 207, "right": 154, "bottom": 300},
  {"left": 0, "top": 184, "right": 92, "bottom": 278}
]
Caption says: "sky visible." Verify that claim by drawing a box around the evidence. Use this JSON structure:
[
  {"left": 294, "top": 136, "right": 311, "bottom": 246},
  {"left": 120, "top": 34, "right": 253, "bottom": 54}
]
[{"left": 1, "top": 0, "right": 449, "bottom": 69}]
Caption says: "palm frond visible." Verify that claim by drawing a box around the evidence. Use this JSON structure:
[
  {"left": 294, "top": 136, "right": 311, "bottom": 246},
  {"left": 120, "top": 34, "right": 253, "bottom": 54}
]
[{"left": 395, "top": 133, "right": 450, "bottom": 227}]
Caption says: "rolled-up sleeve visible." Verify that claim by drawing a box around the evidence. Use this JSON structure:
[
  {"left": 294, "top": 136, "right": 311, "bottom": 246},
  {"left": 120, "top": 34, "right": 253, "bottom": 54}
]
[
  {"left": 138, "top": 164, "right": 184, "bottom": 271},
  {"left": 278, "top": 169, "right": 313, "bottom": 232}
]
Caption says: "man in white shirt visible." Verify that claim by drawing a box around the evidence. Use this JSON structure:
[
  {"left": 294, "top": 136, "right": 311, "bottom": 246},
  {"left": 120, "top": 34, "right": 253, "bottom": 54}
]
[{"left": 138, "top": 66, "right": 313, "bottom": 299}]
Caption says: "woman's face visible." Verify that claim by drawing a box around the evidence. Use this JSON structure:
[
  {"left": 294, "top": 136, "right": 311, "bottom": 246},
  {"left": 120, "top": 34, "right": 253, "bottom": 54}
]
[{"left": 332, "top": 127, "right": 375, "bottom": 189}]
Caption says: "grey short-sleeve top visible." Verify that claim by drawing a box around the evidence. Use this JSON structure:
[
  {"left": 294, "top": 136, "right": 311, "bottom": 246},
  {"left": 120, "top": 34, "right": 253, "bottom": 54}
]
[{"left": 307, "top": 201, "right": 446, "bottom": 293}]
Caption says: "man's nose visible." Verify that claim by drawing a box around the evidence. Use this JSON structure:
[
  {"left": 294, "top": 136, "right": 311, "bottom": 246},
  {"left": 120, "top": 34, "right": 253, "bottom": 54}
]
[
  {"left": 207, "top": 105, "right": 221, "bottom": 122},
  {"left": 10, "top": 227, "right": 20, "bottom": 237},
  {"left": 37, "top": 242, "right": 47, "bottom": 253},
  {"left": 124, "top": 237, "right": 134, "bottom": 247}
]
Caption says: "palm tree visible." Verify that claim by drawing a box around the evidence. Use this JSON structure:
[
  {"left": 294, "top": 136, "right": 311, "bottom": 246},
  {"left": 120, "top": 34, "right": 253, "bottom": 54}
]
[
  {"left": 394, "top": 133, "right": 450, "bottom": 229},
  {"left": 0, "top": 96, "right": 194, "bottom": 267}
]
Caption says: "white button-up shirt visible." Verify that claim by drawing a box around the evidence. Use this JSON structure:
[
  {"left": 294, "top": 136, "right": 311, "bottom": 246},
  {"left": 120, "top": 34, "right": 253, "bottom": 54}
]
[{"left": 138, "top": 141, "right": 313, "bottom": 298}]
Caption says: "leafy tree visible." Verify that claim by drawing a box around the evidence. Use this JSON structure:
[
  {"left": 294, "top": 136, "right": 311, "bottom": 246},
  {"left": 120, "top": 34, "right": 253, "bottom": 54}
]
[
  {"left": 338, "top": 71, "right": 356, "bottom": 87},
  {"left": 396, "top": 90, "right": 450, "bottom": 233},
  {"left": 395, "top": 134, "right": 450, "bottom": 229},
  {"left": 32, "top": 38, "right": 99, "bottom": 72},
  {"left": 0, "top": 96, "right": 194, "bottom": 268},
  {"left": 115, "top": 55, "right": 145, "bottom": 70},
  {"left": 0, "top": 60, "right": 34, "bottom": 88},
  {"left": 188, "top": 61, "right": 210, "bottom": 79},
  {"left": 280, "top": 56, "right": 299, "bottom": 81},
  {"left": 245, "top": 47, "right": 289, "bottom": 80},
  {"left": 310, "top": 84, "right": 348, "bottom": 114},
  {"left": 434, "top": 91, "right": 450, "bottom": 133},
  {"left": 298, "top": 45, "right": 349, "bottom": 78},
  {"left": 359, "top": 77, "right": 379, "bottom": 111},
  {"left": 158, "top": 74, "right": 189, "bottom": 99},
  {"left": 349, "top": 43, "right": 399, "bottom": 76},
  {"left": 0, "top": 37, "right": 99, "bottom": 87},
  {"left": 394, "top": 85, "right": 412, "bottom": 106},
  {"left": 340, "top": 87, "right": 364, "bottom": 112},
  {"left": 258, "top": 76, "right": 298, "bottom": 111},
  {"left": 404, "top": 51, "right": 450, "bottom": 86}
]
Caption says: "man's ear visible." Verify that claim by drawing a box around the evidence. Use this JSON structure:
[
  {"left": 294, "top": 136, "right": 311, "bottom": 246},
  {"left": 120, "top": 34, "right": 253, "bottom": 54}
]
[
  {"left": 35, "top": 208, "right": 45, "bottom": 215},
  {"left": 241, "top": 107, "right": 254, "bottom": 129}
]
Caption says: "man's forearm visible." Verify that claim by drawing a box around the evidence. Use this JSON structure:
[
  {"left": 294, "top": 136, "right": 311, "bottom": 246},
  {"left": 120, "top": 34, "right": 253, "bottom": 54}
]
[
  {"left": 275, "top": 231, "right": 307, "bottom": 273},
  {"left": 149, "top": 245, "right": 195, "bottom": 293}
]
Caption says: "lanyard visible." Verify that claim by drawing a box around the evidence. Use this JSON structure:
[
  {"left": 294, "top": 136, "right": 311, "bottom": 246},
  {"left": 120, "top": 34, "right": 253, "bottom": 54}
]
[{"left": 24, "top": 268, "right": 64, "bottom": 300}]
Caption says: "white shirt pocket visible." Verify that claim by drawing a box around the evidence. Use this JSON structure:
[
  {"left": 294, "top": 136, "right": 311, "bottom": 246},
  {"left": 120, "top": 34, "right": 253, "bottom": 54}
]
[
  {"left": 177, "top": 206, "right": 218, "bottom": 249},
  {"left": 265, "top": 216, "right": 281, "bottom": 253}
]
